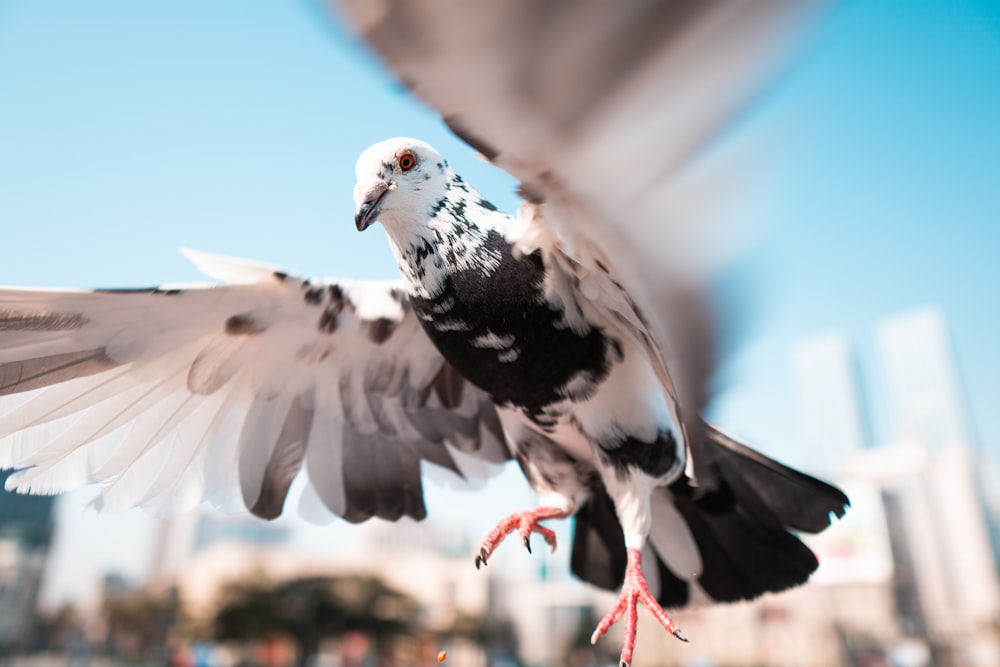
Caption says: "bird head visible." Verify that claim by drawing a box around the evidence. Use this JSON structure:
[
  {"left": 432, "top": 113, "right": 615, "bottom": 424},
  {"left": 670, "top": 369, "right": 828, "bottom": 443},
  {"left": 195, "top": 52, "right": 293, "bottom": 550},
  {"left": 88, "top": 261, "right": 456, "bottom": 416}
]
[{"left": 353, "top": 138, "right": 450, "bottom": 233}]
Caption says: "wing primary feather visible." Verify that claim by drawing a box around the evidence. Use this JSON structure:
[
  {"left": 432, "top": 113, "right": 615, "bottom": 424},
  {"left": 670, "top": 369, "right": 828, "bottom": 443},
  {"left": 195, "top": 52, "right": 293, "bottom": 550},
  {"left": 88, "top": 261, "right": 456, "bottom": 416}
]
[
  {"left": 0, "top": 265, "right": 511, "bottom": 527},
  {"left": 303, "top": 386, "right": 347, "bottom": 517},
  {"left": 340, "top": 428, "right": 377, "bottom": 523},
  {"left": 131, "top": 382, "right": 242, "bottom": 508},
  {"left": 0, "top": 349, "right": 118, "bottom": 396},
  {"left": 249, "top": 395, "right": 313, "bottom": 519}
]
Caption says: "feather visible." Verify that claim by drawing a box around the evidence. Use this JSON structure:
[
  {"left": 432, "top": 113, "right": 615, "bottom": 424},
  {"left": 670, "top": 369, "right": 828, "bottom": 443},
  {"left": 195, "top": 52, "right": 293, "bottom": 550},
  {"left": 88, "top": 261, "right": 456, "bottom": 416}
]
[
  {"left": 648, "top": 488, "right": 701, "bottom": 581},
  {"left": 0, "top": 349, "right": 118, "bottom": 396},
  {"left": 250, "top": 395, "right": 313, "bottom": 519},
  {"left": 0, "top": 251, "right": 512, "bottom": 523}
]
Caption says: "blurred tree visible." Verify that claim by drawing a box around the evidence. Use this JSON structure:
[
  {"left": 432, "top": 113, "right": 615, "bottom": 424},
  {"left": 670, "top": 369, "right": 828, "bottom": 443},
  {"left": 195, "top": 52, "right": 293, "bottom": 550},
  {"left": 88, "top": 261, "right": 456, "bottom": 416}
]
[
  {"left": 560, "top": 607, "right": 619, "bottom": 667},
  {"left": 35, "top": 603, "right": 83, "bottom": 652},
  {"left": 214, "top": 574, "right": 420, "bottom": 667},
  {"left": 103, "top": 585, "right": 183, "bottom": 661},
  {"left": 448, "top": 611, "right": 518, "bottom": 659}
]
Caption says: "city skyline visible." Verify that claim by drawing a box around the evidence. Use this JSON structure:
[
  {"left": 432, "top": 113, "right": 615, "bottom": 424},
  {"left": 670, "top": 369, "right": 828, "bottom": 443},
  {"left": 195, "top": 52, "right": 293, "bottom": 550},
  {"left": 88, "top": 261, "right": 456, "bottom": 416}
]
[{"left": 792, "top": 302, "right": 1000, "bottom": 664}]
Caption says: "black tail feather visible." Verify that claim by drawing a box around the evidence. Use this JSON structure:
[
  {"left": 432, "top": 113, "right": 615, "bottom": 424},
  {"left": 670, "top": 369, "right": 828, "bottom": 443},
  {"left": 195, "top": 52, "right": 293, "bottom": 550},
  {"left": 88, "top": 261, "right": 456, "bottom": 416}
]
[
  {"left": 570, "top": 424, "right": 849, "bottom": 607},
  {"left": 700, "top": 424, "right": 849, "bottom": 533}
]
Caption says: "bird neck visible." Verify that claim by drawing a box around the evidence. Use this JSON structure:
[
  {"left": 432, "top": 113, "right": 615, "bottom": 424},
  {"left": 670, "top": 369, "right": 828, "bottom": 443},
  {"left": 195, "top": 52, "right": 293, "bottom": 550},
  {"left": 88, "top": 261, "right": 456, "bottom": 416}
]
[{"left": 386, "top": 183, "right": 512, "bottom": 299}]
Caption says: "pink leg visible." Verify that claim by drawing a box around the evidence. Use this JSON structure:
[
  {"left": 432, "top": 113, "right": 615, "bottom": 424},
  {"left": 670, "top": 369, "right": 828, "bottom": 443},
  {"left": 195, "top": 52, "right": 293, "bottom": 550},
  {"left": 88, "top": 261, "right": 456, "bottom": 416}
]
[
  {"left": 591, "top": 548, "right": 687, "bottom": 666},
  {"left": 475, "top": 506, "right": 569, "bottom": 569}
]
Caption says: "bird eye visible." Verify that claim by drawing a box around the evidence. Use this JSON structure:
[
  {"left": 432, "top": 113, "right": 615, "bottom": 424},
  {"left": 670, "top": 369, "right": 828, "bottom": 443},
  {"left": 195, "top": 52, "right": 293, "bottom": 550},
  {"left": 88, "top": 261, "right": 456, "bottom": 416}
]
[{"left": 398, "top": 150, "right": 417, "bottom": 172}]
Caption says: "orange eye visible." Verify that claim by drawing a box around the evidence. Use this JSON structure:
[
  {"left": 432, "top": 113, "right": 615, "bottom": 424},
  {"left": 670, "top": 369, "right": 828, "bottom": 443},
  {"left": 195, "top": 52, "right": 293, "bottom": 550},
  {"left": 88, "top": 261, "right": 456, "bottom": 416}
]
[{"left": 398, "top": 151, "right": 417, "bottom": 172}]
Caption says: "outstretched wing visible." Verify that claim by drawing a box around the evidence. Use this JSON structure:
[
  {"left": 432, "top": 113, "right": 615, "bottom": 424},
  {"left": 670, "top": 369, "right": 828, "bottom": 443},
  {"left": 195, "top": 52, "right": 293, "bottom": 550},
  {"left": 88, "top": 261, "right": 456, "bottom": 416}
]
[
  {"left": 333, "top": 0, "right": 821, "bottom": 465},
  {"left": 0, "top": 249, "right": 509, "bottom": 521}
]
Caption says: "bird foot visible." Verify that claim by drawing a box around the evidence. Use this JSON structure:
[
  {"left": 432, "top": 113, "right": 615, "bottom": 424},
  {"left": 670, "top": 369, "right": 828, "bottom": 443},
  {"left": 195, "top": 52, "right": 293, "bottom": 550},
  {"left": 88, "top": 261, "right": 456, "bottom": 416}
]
[
  {"left": 590, "top": 547, "right": 687, "bottom": 666},
  {"left": 474, "top": 506, "right": 568, "bottom": 569}
]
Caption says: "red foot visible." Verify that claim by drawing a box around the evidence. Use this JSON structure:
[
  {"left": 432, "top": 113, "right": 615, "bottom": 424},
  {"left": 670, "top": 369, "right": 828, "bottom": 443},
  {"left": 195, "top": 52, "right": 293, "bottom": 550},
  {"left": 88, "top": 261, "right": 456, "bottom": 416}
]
[
  {"left": 591, "top": 547, "right": 687, "bottom": 666},
  {"left": 475, "top": 506, "right": 568, "bottom": 569}
]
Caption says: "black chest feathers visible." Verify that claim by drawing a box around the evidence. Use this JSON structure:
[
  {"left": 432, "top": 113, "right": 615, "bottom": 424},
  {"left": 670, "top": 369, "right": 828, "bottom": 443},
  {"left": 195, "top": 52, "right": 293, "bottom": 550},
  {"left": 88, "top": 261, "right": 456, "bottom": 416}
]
[{"left": 410, "top": 231, "right": 619, "bottom": 415}]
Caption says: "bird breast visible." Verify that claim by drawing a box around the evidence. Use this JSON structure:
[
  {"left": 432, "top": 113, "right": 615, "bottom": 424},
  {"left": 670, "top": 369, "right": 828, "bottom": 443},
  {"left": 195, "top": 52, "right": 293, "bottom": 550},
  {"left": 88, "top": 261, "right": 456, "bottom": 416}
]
[{"left": 409, "top": 229, "right": 620, "bottom": 416}]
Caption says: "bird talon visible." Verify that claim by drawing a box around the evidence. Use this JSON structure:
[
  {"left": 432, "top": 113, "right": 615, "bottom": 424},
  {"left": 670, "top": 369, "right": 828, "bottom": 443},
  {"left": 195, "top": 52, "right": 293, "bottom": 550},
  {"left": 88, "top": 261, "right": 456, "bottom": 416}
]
[
  {"left": 475, "top": 507, "right": 568, "bottom": 569},
  {"left": 591, "top": 548, "right": 684, "bottom": 665}
]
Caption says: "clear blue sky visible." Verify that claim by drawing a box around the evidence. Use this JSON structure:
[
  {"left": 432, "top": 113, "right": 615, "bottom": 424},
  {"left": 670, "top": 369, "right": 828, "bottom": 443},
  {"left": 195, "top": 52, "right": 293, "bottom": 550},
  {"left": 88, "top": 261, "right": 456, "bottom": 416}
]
[{"left": 1, "top": 0, "right": 998, "bottom": 604}]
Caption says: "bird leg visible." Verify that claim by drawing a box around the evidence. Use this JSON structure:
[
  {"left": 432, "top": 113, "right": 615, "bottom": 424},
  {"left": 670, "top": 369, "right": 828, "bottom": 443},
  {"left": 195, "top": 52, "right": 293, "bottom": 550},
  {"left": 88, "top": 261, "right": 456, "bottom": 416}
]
[
  {"left": 474, "top": 506, "right": 568, "bottom": 569},
  {"left": 591, "top": 547, "right": 687, "bottom": 667}
]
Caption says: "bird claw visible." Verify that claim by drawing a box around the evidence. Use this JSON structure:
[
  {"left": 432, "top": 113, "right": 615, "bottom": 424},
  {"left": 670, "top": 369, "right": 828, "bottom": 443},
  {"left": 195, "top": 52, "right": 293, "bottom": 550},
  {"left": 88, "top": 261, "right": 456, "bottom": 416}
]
[
  {"left": 474, "top": 506, "right": 568, "bottom": 570},
  {"left": 592, "top": 548, "right": 686, "bottom": 666}
]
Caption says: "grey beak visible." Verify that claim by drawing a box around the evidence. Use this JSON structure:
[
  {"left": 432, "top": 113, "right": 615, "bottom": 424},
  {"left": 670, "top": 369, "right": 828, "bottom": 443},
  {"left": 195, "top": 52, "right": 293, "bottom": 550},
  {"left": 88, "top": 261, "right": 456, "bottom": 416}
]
[{"left": 355, "top": 183, "right": 390, "bottom": 232}]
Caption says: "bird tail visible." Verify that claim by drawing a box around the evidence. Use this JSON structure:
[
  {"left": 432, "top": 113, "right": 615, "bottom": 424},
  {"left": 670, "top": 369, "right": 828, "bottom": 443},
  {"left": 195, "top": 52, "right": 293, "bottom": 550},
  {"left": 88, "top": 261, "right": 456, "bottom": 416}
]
[{"left": 570, "top": 423, "right": 849, "bottom": 607}]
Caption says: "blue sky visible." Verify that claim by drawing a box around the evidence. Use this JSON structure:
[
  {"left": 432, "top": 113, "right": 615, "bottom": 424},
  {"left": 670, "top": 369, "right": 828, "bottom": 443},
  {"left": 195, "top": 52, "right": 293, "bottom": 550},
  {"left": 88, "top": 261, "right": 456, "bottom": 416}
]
[{"left": 1, "top": 0, "right": 999, "bottom": 604}]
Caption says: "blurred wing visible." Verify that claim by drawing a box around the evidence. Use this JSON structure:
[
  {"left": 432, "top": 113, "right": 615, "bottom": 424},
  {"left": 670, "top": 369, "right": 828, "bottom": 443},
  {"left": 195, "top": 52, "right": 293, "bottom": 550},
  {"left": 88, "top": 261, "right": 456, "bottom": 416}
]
[
  {"left": 334, "top": 0, "right": 820, "bottom": 463},
  {"left": 0, "top": 249, "right": 509, "bottom": 522}
]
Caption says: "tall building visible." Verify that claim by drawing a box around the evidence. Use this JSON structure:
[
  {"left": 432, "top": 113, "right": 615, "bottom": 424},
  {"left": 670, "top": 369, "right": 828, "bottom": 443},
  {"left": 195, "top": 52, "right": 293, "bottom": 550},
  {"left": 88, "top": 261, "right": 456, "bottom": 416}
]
[
  {"left": 875, "top": 307, "right": 973, "bottom": 447},
  {"left": 789, "top": 308, "right": 1000, "bottom": 665},
  {"left": 841, "top": 444, "right": 1000, "bottom": 666},
  {"left": 790, "top": 332, "right": 869, "bottom": 474},
  {"left": 0, "top": 469, "right": 57, "bottom": 650}
]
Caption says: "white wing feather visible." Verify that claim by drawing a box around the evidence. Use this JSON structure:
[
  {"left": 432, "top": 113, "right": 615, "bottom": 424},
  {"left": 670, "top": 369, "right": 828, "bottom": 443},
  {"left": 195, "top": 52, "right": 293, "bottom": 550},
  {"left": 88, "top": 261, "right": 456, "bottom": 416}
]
[{"left": 0, "top": 250, "right": 509, "bottom": 520}]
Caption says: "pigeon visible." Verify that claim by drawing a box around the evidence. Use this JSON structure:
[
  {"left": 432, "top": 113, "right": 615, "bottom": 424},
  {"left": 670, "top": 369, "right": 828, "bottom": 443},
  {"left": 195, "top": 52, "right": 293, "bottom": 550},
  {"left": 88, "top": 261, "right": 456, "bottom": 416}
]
[
  {"left": 0, "top": 136, "right": 846, "bottom": 665},
  {"left": 350, "top": 136, "right": 848, "bottom": 663},
  {"left": 335, "top": 0, "right": 849, "bottom": 663},
  {"left": 0, "top": 3, "right": 851, "bottom": 667}
]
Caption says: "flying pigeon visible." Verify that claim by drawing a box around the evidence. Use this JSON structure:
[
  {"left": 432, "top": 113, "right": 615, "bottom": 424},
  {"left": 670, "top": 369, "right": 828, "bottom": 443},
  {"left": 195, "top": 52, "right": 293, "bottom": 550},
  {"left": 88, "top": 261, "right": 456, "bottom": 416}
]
[
  {"left": 0, "top": 3, "right": 850, "bottom": 667},
  {"left": 337, "top": 0, "right": 848, "bottom": 663},
  {"left": 350, "top": 136, "right": 848, "bottom": 662},
  {"left": 0, "top": 138, "right": 846, "bottom": 663}
]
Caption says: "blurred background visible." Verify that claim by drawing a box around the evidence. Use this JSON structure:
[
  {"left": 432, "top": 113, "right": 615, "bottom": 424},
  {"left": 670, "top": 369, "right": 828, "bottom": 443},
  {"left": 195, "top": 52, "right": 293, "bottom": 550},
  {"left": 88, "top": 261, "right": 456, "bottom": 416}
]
[{"left": 1, "top": 1, "right": 999, "bottom": 666}]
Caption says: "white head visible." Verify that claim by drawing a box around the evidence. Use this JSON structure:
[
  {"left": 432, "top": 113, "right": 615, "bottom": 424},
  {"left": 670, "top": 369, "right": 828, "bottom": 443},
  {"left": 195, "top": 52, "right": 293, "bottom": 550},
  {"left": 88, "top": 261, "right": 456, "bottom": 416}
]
[{"left": 353, "top": 137, "right": 452, "bottom": 233}]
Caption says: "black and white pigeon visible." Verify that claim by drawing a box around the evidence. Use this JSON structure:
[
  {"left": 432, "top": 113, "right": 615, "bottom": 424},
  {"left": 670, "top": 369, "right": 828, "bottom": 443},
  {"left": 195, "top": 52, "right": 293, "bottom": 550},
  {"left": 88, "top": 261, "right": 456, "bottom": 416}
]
[
  {"left": 0, "top": 2, "right": 849, "bottom": 666},
  {"left": 336, "top": 0, "right": 848, "bottom": 663},
  {"left": 350, "top": 136, "right": 848, "bottom": 662}
]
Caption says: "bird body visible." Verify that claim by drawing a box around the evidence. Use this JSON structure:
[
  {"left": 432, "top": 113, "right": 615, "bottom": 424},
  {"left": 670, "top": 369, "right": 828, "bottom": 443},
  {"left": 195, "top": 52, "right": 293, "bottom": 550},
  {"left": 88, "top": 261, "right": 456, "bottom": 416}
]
[{"left": 356, "top": 138, "right": 686, "bottom": 536}]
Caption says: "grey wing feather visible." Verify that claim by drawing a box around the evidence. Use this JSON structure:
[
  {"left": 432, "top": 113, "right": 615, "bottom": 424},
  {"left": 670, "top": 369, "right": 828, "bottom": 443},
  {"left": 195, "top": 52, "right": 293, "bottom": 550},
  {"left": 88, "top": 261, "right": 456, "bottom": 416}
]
[{"left": 334, "top": 0, "right": 825, "bottom": 457}]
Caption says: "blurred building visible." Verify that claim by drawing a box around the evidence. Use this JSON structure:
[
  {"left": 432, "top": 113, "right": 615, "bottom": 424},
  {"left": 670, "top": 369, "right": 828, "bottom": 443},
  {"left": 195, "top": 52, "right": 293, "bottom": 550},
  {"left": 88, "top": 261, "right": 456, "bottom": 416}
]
[
  {"left": 791, "top": 332, "right": 871, "bottom": 474},
  {"left": 785, "top": 306, "right": 1000, "bottom": 667},
  {"left": 192, "top": 511, "right": 291, "bottom": 553},
  {"left": 148, "top": 509, "right": 291, "bottom": 587},
  {"left": 0, "top": 469, "right": 57, "bottom": 650},
  {"left": 875, "top": 307, "right": 973, "bottom": 448},
  {"left": 841, "top": 445, "right": 1000, "bottom": 666}
]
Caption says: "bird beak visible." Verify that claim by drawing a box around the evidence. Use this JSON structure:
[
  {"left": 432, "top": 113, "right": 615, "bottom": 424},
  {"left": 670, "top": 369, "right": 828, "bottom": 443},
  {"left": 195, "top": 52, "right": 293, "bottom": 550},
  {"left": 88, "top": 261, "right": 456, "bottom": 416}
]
[{"left": 355, "top": 181, "right": 390, "bottom": 232}]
